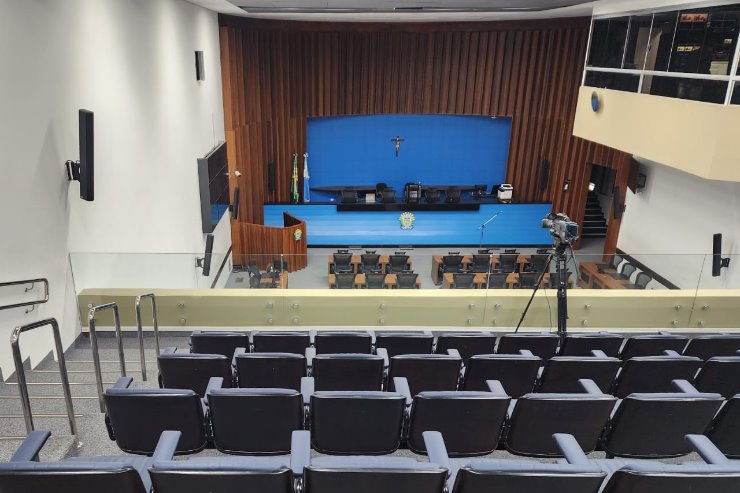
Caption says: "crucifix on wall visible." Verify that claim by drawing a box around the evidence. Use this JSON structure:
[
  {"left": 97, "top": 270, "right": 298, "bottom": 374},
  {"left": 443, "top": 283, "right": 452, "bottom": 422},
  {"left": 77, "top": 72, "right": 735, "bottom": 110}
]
[{"left": 391, "top": 136, "right": 405, "bottom": 158}]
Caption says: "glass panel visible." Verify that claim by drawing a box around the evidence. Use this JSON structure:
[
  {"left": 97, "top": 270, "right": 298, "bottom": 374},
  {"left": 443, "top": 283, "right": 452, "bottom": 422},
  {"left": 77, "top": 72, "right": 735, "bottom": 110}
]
[
  {"left": 646, "top": 12, "right": 679, "bottom": 71},
  {"left": 588, "top": 17, "right": 630, "bottom": 68},
  {"left": 623, "top": 15, "right": 654, "bottom": 69},
  {"left": 642, "top": 75, "right": 728, "bottom": 103},
  {"left": 732, "top": 82, "right": 740, "bottom": 104},
  {"left": 670, "top": 7, "right": 740, "bottom": 75},
  {"left": 584, "top": 71, "right": 640, "bottom": 92}
]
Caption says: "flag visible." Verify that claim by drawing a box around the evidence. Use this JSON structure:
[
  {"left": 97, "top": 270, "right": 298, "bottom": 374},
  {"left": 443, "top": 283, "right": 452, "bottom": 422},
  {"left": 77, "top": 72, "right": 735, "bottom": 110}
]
[
  {"left": 303, "top": 153, "right": 310, "bottom": 203},
  {"left": 290, "top": 153, "right": 299, "bottom": 204}
]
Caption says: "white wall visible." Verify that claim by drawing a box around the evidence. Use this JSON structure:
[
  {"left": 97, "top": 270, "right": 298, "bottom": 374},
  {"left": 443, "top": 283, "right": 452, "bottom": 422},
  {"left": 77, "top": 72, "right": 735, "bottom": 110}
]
[
  {"left": 0, "top": 0, "right": 227, "bottom": 378},
  {"left": 618, "top": 157, "right": 740, "bottom": 289}
]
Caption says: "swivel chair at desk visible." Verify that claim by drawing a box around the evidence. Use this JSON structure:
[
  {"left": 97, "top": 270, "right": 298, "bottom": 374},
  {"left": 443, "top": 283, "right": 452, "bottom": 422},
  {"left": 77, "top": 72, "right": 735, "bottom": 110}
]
[
  {"left": 445, "top": 187, "right": 461, "bottom": 204},
  {"left": 404, "top": 183, "right": 422, "bottom": 204}
]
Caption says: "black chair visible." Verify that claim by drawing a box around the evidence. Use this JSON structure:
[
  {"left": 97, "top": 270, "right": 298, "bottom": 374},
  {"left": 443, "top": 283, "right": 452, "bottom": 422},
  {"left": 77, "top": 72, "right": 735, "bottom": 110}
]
[
  {"left": 537, "top": 354, "right": 621, "bottom": 393},
  {"left": 190, "top": 330, "right": 250, "bottom": 359},
  {"left": 424, "top": 188, "right": 441, "bottom": 203},
  {"left": 359, "top": 254, "right": 382, "bottom": 274},
  {"left": 386, "top": 254, "right": 409, "bottom": 273},
  {"left": 611, "top": 354, "right": 703, "bottom": 398},
  {"left": 260, "top": 270, "right": 280, "bottom": 288},
  {"left": 104, "top": 377, "right": 209, "bottom": 455},
  {"left": 396, "top": 272, "right": 418, "bottom": 289},
  {"left": 207, "top": 388, "right": 303, "bottom": 454},
  {"left": 694, "top": 356, "right": 740, "bottom": 397},
  {"left": 619, "top": 333, "right": 689, "bottom": 359},
  {"left": 332, "top": 253, "right": 354, "bottom": 274},
  {"left": 441, "top": 254, "right": 464, "bottom": 273},
  {"left": 706, "top": 395, "right": 740, "bottom": 458},
  {"left": 252, "top": 331, "right": 310, "bottom": 355},
  {"left": 235, "top": 351, "right": 306, "bottom": 391},
  {"left": 334, "top": 273, "right": 357, "bottom": 289},
  {"left": 364, "top": 273, "right": 386, "bottom": 289},
  {"left": 559, "top": 332, "right": 624, "bottom": 357},
  {"left": 684, "top": 335, "right": 740, "bottom": 359},
  {"left": 515, "top": 272, "right": 540, "bottom": 288},
  {"left": 470, "top": 254, "right": 491, "bottom": 273},
  {"left": 496, "top": 332, "right": 560, "bottom": 360},
  {"left": 375, "top": 332, "right": 434, "bottom": 358},
  {"left": 271, "top": 258, "right": 288, "bottom": 271},
  {"left": 596, "top": 254, "right": 622, "bottom": 272},
  {"left": 623, "top": 271, "right": 652, "bottom": 289},
  {"left": 375, "top": 182, "right": 387, "bottom": 199},
  {"left": 600, "top": 380, "right": 724, "bottom": 458},
  {"left": 524, "top": 254, "right": 550, "bottom": 273},
  {"left": 486, "top": 272, "right": 509, "bottom": 288},
  {"left": 452, "top": 272, "right": 475, "bottom": 288},
  {"left": 462, "top": 353, "right": 542, "bottom": 397},
  {"left": 247, "top": 265, "right": 263, "bottom": 288},
  {"left": 314, "top": 331, "right": 372, "bottom": 354},
  {"left": 435, "top": 332, "right": 497, "bottom": 362},
  {"left": 445, "top": 188, "right": 461, "bottom": 203},
  {"left": 497, "top": 254, "right": 519, "bottom": 273},
  {"left": 158, "top": 349, "right": 233, "bottom": 396},
  {"left": 311, "top": 354, "right": 385, "bottom": 391},
  {"left": 341, "top": 190, "right": 358, "bottom": 204},
  {"left": 548, "top": 270, "right": 573, "bottom": 288},
  {"left": 388, "top": 354, "right": 462, "bottom": 395},
  {"left": 405, "top": 182, "right": 422, "bottom": 203},
  {"left": 381, "top": 188, "right": 396, "bottom": 203},
  {"left": 610, "top": 262, "right": 636, "bottom": 281}
]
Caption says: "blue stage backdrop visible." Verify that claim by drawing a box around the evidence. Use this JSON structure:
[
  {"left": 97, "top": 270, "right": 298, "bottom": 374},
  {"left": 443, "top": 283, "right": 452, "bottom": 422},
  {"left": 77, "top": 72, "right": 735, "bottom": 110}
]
[
  {"left": 264, "top": 204, "right": 553, "bottom": 246},
  {"left": 307, "top": 115, "right": 512, "bottom": 201}
]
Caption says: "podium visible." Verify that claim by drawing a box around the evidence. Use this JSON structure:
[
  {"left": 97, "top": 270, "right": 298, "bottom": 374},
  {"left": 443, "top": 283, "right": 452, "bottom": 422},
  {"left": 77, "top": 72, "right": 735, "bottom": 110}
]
[{"left": 232, "top": 212, "right": 307, "bottom": 272}]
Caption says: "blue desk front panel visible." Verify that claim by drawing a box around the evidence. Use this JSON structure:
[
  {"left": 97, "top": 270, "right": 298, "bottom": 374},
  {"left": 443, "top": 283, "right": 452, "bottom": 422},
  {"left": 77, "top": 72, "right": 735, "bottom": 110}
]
[{"left": 264, "top": 203, "right": 553, "bottom": 246}]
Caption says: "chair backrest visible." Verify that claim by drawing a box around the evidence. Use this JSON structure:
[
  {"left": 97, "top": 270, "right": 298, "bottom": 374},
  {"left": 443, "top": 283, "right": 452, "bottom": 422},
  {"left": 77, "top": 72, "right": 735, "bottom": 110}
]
[
  {"left": 683, "top": 335, "right": 740, "bottom": 359},
  {"left": 471, "top": 255, "right": 491, "bottom": 273},
  {"left": 453, "top": 272, "right": 475, "bottom": 289},
  {"left": 310, "top": 391, "right": 406, "bottom": 454},
  {"left": 497, "top": 333, "right": 560, "bottom": 361},
  {"left": 442, "top": 255, "right": 464, "bottom": 272},
  {"left": 405, "top": 183, "right": 422, "bottom": 202},
  {"left": 158, "top": 353, "right": 232, "bottom": 396},
  {"left": 620, "top": 263, "right": 637, "bottom": 278},
  {"left": 619, "top": 334, "right": 689, "bottom": 359},
  {"left": 315, "top": 331, "right": 372, "bottom": 354},
  {"left": 694, "top": 356, "right": 740, "bottom": 398},
  {"left": 601, "top": 465, "right": 740, "bottom": 493},
  {"left": 272, "top": 258, "right": 288, "bottom": 271},
  {"left": 498, "top": 254, "right": 519, "bottom": 272},
  {"left": 607, "top": 254, "right": 622, "bottom": 269},
  {"left": 706, "top": 396, "right": 740, "bottom": 459},
  {"left": 632, "top": 272, "right": 652, "bottom": 289},
  {"left": 104, "top": 388, "right": 207, "bottom": 455},
  {"left": 408, "top": 391, "right": 510, "bottom": 456},
  {"left": 548, "top": 270, "right": 573, "bottom": 288},
  {"left": 425, "top": 188, "right": 441, "bottom": 203},
  {"left": 376, "top": 332, "right": 434, "bottom": 358},
  {"left": 252, "top": 331, "right": 310, "bottom": 354},
  {"left": 612, "top": 355, "right": 703, "bottom": 398},
  {"left": 365, "top": 273, "right": 386, "bottom": 289},
  {"left": 235, "top": 352, "right": 306, "bottom": 391},
  {"left": 602, "top": 392, "right": 724, "bottom": 458},
  {"left": 388, "top": 354, "right": 462, "bottom": 395},
  {"left": 335, "top": 273, "right": 357, "bottom": 289},
  {"left": 190, "top": 331, "right": 249, "bottom": 358},
  {"left": 527, "top": 254, "right": 550, "bottom": 273},
  {"left": 516, "top": 272, "right": 540, "bottom": 288},
  {"left": 396, "top": 272, "right": 418, "bottom": 289},
  {"left": 304, "top": 458, "right": 447, "bottom": 493},
  {"left": 0, "top": 463, "right": 149, "bottom": 493},
  {"left": 436, "top": 333, "right": 497, "bottom": 362},
  {"left": 486, "top": 272, "right": 508, "bottom": 288},
  {"left": 505, "top": 392, "right": 617, "bottom": 457},
  {"left": 332, "top": 253, "right": 353, "bottom": 273},
  {"left": 388, "top": 254, "right": 409, "bottom": 273},
  {"left": 452, "top": 462, "right": 605, "bottom": 493},
  {"left": 446, "top": 188, "right": 461, "bottom": 203},
  {"left": 462, "top": 354, "right": 542, "bottom": 397},
  {"left": 360, "top": 254, "right": 381, "bottom": 270},
  {"left": 559, "top": 333, "right": 624, "bottom": 357},
  {"left": 538, "top": 356, "right": 621, "bottom": 393},
  {"left": 207, "top": 388, "right": 303, "bottom": 454},
  {"left": 312, "top": 354, "right": 384, "bottom": 391},
  {"left": 381, "top": 189, "right": 396, "bottom": 203}
]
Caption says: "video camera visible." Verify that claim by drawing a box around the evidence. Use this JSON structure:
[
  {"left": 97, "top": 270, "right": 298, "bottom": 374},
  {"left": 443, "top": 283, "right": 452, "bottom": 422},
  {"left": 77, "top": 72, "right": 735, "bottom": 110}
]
[{"left": 541, "top": 212, "right": 579, "bottom": 246}]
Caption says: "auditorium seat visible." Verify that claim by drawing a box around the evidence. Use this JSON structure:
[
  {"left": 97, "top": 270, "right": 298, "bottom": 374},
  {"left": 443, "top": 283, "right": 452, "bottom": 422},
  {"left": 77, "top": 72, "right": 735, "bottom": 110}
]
[
  {"left": 611, "top": 353, "right": 703, "bottom": 397},
  {"left": 706, "top": 395, "right": 740, "bottom": 459},
  {"left": 441, "top": 254, "right": 464, "bottom": 274},
  {"left": 610, "top": 262, "right": 636, "bottom": 281},
  {"left": 103, "top": 376, "right": 210, "bottom": 455},
  {"left": 364, "top": 273, "right": 386, "bottom": 288},
  {"left": 396, "top": 272, "right": 419, "bottom": 289},
  {"left": 311, "top": 353, "right": 385, "bottom": 391},
  {"left": 515, "top": 272, "right": 540, "bottom": 288},
  {"left": 234, "top": 351, "right": 306, "bottom": 391},
  {"left": 486, "top": 272, "right": 508, "bottom": 288},
  {"left": 497, "top": 253, "right": 519, "bottom": 273},
  {"left": 190, "top": 330, "right": 250, "bottom": 358},
  {"left": 461, "top": 352, "right": 541, "bottom": 397},
  {"left": 693, "top": 355, "right": 740, "bottom": 397},
  {"left": 314, "top": 331, "right": 372, "bottom": 354},
  {"left": 683, "top": 334, "right": 740, "bottom": 359},
  {"left": 503, "top": 379, "right": 617, "bottom": 457},
  {"left": 252, "top": 330, "right": 311, "bottom": 354},
  {"left": 600, "top": 380, "right": 724, "bottom": 458},
  {"left": 470, "top": 254, "right": 491, "bottom": 273},
  {"left": 335, "top": 273, "right": 357, "bottom": 288},
  {"left": 388, "top": 354, "right": 462, "bottom": 395},
  {"left": 435, "top": 332, "right": 497, "bottom": 362},
  {"left": 523, "top": 253, "right": 550, "bottom": 274},
  {"left": 207, "top": 387, "right": 303, "bottom": 454},
  {"left": 596, "top": 254, "right": 622, "bottom": 272},
  {"left": 359, "top": 254, "right": 382, "bottom": 274},
  {"left": 375, "top": 331, "right": 434, "bottom": 357},
  {"left": 452, "top": 272, "right": 475, "bottom": 288},
  {"left": 623, "top": 271, "right": 653, "bottom": 289},
  {"left": 157, "top": 348, "right": 233, "bottom": 396},
  {"left": 386, "top": 254, "right": 410, "bottom": 273},
  {"left": 331, "top": 253, "right": 354, "bottom": 274},
  {"left": 496, "top": 332, "right": 560, "bottom": 360},
  {"left": 558, "top": 332, "right": 624, "bottom": 357},
  {"left": 619, "top": 333, "right": 689, "bottom": 359},
  {"left": 537, "top": 353, "right": 621, "bottom": 393}
]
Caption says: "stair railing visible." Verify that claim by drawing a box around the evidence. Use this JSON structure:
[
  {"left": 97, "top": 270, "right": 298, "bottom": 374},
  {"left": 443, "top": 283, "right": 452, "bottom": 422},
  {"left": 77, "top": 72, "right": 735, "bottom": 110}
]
[
  {"left": 88, "top": 302, "right": 125, "bottom": 412},
  {"left": 135, "top": 293, "right": 160, "bottom": 378},
  {"left": 0, "top": 278, "right": 49, "bottom": 312}
]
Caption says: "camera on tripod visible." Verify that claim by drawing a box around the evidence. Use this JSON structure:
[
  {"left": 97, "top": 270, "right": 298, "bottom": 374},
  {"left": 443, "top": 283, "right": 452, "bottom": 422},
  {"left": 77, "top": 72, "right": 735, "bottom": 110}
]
[{"left": 541, "top": 212, "right": 579, "bottom": 247}]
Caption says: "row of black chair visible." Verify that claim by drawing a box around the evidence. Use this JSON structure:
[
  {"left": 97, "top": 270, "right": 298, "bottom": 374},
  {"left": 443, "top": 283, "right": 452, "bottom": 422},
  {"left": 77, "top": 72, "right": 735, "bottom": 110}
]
[
  {"left": 593, "top": 254, "right": 653, "bottom": 289},
  {"left": 449, "top": 271, "right": 571, "bottom": 289},
  {"left": 331, "top": 251, "right": 411, "bottom": 274},
  {"left": 333, "top": 272, "right": 419, "bottom": 289}
]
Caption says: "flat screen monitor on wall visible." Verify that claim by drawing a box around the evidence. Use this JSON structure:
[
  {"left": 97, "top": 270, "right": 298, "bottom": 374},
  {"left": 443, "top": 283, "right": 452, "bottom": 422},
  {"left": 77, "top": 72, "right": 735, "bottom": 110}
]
[
  {"left": 65, "top": 109, "right": 95, "bottom": 201},
  {"left": 197, "top": 142, "right": 230, "bottom": 233}
]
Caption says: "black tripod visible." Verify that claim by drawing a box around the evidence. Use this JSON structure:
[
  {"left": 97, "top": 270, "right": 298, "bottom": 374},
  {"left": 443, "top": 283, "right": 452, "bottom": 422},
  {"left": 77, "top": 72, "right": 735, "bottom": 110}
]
[{"left": 514, "top": 242, "right": 570, "bottom": 342}]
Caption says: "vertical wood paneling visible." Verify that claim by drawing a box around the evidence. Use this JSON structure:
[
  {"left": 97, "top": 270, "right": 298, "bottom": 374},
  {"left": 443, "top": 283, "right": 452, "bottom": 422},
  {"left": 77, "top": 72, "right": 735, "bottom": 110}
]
[{"left": 218, "top": 16, "right": 631, "bottom": 252}]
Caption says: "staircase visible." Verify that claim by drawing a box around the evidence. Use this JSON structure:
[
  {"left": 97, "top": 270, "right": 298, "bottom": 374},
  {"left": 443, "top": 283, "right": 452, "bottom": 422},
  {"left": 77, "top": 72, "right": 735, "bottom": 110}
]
[{"left": 582, "top": 191, "right": 608, "bottom": 239}]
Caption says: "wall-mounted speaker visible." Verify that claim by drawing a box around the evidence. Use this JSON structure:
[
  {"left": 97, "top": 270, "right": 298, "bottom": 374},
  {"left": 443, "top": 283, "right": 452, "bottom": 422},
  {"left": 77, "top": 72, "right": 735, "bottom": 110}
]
[
  {"left": 195, "top": 51, "right": 205, "bottom": 81},
  {"left": 538, "top": 159, "right": 550, "bottom": 191},
  {"left": 713, "top": 233, "right": 731, "bottom": 277},
  {"left": 267, "top": 162, "right": 276, "bottom": 194},
  {"left": 201, "top": 233, "right": 214, "bottom": 277}
]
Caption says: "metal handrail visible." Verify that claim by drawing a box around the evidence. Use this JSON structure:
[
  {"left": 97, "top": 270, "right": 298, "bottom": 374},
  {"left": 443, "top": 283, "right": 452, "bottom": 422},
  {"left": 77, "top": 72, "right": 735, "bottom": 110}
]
[
  {"left": 0, "top": 278, "right": 49, "bottom": 311},
  {"left": 88, "top": 302, "right": 126, "bottom": 412},
  {"left": 135, "top": 293, "right": 160, "bottom": 379},
  {"left": 10, "top": 318, "right": 77, "bottom": 435}
]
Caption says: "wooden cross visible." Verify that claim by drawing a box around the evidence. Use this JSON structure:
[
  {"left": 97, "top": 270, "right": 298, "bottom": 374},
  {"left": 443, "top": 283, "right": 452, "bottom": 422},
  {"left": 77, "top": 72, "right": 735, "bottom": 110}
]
[{"left": 391, "top": 136, "right": 405, "bottom": 158}]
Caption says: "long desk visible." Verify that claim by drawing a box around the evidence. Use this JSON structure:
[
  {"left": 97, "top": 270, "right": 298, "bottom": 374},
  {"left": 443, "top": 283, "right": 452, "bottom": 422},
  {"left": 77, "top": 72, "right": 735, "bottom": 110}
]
[
  {"left": 328, "top": 255, "right": 412, "bottom": 275},
  {"left": 578, "top": 262, "right": 631, "bottom": 289},
  {"left": 442, "top": 272, "right": 551, "bottom": 289},
  {"left": 431, "top": 254, "right": 530, "bottom": 285},
  {"left": 328, "top": 273, "right": 421, "bottom": 289}
]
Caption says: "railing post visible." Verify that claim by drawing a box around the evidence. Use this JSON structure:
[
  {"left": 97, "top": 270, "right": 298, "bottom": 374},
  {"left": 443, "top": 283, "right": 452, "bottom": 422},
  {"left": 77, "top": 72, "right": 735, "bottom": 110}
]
[
  {"left": 135, "top": 293, "right": 160, "bottom": 377},
  {"left": 88, "top": 302, "right": 126, "bottom": 413}
]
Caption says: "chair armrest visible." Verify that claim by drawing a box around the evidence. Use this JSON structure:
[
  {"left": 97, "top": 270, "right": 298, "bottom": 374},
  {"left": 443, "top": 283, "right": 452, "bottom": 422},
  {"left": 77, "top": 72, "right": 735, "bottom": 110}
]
[
  {"left": 736, "top": 350, "right": 740, "bottom": 356},
  {"left": 686, "top": 434, "right": 730, "bottom": 465},
  {"left": 9, "top": 430, "right": 51, "bottom": 462},
  {"left": 305, "top": 347, "right": 316, "bottom": 368},
  {"left": 152, "top": 431, "right": 181, "bottom": 462},
  {"left": 232, "top": 347, "right": 248, "bottom": 366},
  {"left": 671, "top": 379, "right": 699, "bottom": 394},
  {"left": 577, "top": 379, "right": 603, "bottom": 395},
  {"left": 423, "top": 431, "right": 450, "bottom": 469},
  {"left": 301, "top": 377, "right": 314, "bottom": 405},
  {"left": 553, "top": 433, "right": 590, "bottom": 465},
  {"left": 446, "top": 348, "right": 462, "bottom": 358},
  {"left": 591, "top": 350, "right": 608, "bottom": 358},
  {"left": 290, "top": 430, "right": 312, "bottom": 476},
  {"left": 205, "top": 377, "right": 224, "bottom": 395},
  {"left": 486, "top": 380, "right": 508, "bottom": 396},
  {"left": 160, "top": 346, "right": 177, "bottom": 355},
  {"left": 519, "top": 349, "right": 535, "bottom": 357},
  {"left": 663, "top": 350, "right": 681, "bottom": 357},
  {"left": 393, "top": 377, "right": 412, "bottom": 406},
  {"left": 112, "top": 376, "right": 134, "bottom": 389},
  {"left": 376, "top": 347, "right": 389, "bottom": 368}
]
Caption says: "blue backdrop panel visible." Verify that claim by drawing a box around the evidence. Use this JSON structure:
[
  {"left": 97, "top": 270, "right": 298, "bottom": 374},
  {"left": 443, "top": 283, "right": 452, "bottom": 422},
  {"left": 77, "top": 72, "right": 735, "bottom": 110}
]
[
  {"left": 307, "top": 115, "right": 511, "bottom": 201},
  {"left": 264, "top": 204, "right": 553, "bottom": 246}
]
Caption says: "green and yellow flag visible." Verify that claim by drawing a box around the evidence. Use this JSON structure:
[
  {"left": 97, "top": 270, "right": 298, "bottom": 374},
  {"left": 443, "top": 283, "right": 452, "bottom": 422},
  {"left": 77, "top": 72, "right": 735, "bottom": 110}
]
[{"left": 290, "top": 153, "right": 299, "bottom": 204}]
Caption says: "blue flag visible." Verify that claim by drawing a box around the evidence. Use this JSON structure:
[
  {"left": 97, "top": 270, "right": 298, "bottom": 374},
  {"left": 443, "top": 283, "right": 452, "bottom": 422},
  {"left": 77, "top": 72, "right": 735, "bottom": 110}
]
[{"left": 303, "top": 153, "right": 310, "bottom": 203}]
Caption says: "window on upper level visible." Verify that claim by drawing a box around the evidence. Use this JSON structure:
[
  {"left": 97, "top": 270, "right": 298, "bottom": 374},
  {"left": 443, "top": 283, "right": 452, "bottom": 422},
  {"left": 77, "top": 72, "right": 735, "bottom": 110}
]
[
  {"left": 732, "top": 83, "right": 740, "bottom": 104},
  {"left": 588, "top": 17, "right": 630, "bottom": 68},
  {"left": 643, "top": 76, "right": 728, "bottom": 104},
  {"left": 669, "top": 8, "right": 740, "bottom": 75},
  {"left": 623, "top": 15, "right": 655, "bottom": 69}
]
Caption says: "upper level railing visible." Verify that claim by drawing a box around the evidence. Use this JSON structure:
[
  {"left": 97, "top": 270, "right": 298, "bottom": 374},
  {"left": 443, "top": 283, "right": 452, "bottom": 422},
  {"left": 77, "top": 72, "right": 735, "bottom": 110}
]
[{"left": 0, "top": 278, "right": 49, "bottom": 312}]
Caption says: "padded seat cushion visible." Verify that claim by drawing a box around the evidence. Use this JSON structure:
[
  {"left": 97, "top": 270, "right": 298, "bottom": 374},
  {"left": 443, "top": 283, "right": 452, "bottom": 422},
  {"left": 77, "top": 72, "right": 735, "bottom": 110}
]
[{"left": 310, "top": 456, "right": 443, "bottom": 470}]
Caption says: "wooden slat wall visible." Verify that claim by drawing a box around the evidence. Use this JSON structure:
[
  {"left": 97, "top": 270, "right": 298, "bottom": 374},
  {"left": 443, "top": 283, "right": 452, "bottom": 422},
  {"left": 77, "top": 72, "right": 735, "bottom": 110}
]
[
  {"left": 218, "top": 16, "right": 630, "bottom": 252},
  {"left": 232, "top": 213, "right": 308, "bottom": 271}
]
